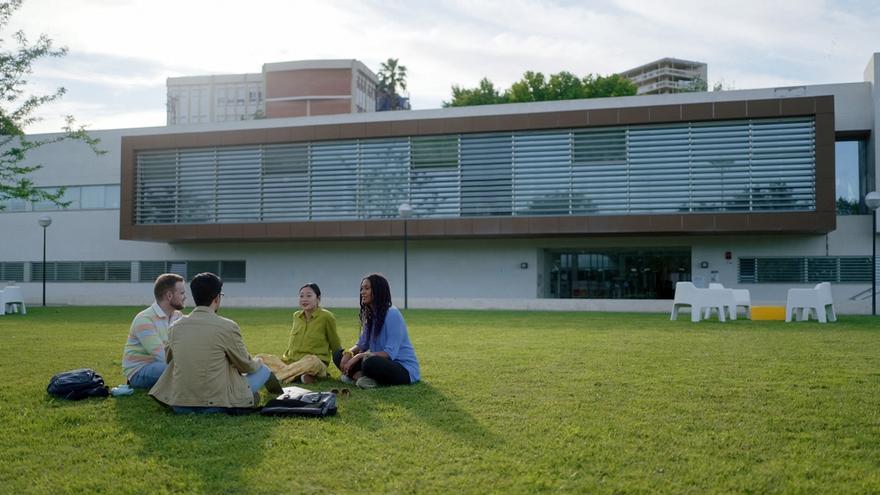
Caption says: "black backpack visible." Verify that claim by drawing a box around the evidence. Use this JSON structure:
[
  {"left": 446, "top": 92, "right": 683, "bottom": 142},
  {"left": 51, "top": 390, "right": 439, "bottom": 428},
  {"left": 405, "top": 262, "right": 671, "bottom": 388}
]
[
  {"left": 47, "top": 368, "right": 110, "bottom": 400},
  {"left": 261, "top": 391, "right": 337, "bottom": 417}
]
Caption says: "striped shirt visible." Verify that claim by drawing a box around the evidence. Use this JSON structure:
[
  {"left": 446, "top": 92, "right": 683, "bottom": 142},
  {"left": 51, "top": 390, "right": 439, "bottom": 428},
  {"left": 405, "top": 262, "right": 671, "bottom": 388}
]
[{"left": 122, "top": 303, "right": 182, "bottom": 380}]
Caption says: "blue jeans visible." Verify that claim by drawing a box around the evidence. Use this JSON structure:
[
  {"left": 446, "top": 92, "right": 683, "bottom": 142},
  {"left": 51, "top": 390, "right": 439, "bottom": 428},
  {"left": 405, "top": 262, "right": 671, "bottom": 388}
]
[
  {"left": 128, "top": 361, "right": 166, "bottom": 389},
  {"left": 173, "top": 364, "right": 271, "bottom": 414}
]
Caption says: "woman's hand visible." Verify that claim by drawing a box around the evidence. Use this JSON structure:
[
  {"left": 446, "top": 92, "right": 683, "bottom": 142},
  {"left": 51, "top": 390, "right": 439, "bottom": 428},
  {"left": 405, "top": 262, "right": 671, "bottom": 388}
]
[
  {"left": 340, "top": 353, "right": 352, "bottom": 374},
  {"left": 342, "top": 352, "right": 364, "bottom": 375}
]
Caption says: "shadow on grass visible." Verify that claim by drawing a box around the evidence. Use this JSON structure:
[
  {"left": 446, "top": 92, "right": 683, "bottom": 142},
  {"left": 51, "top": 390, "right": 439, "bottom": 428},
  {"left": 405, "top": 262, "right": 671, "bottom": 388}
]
[
  {"left": 342, "top": 381, "right": 502, "bottom": 449},
  {"left": 113, "top": 392, "right": 274, "bottom": 493}
]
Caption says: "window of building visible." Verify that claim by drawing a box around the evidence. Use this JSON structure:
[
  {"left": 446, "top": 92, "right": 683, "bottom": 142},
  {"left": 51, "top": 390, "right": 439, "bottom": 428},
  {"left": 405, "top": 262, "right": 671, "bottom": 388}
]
[
  {"left": 138, "top": 260, "right": 246, "bottom": 283},
  {"left": 134, "top": 117, "right": 818, "bottom": 224},
  {"left": 835, "top": 138, "right": 870, "bottom": 214},
  {"left": 30, "top": 261, "right": 132, "bottom": 282},
  {"left": 1, "top": 184, "right": 120, "bottom": 213},
  {"left": 738, "top": 256, "right": 872, "bottom": 283},
  {"left": 0, "top": 262, "right": 24, "bottom": 282},
  {"left": 547, "top": 249, "right": 690, "bottom": 299}
]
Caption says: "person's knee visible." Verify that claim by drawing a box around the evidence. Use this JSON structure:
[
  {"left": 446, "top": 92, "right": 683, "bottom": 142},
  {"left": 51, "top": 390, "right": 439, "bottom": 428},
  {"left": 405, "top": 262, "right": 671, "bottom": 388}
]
[{"left": 362, "top": 355, "right": 385, "bottom": 376}]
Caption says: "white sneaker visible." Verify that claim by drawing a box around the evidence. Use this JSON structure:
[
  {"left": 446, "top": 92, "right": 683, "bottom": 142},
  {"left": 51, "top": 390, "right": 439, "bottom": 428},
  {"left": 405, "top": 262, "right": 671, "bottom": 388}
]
[
  {"left": 340, "top": 375, "right": 355, "bottom": 385},
  {"left": 110, "top": 384, "right": 133, "bottom": 396},
  {"left": 356, "top": 376, "right": 378, "bottom": 389}
]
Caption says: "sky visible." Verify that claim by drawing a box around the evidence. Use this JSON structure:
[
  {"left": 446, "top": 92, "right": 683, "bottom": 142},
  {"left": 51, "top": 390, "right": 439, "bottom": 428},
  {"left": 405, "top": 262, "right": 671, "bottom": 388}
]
[{"left": 7, "top": 0, "right": 880, "bottom": 134}]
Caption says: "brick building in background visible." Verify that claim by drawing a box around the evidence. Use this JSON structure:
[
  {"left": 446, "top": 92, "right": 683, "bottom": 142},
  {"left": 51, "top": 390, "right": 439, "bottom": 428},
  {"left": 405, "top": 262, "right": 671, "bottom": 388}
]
[{"left": 166, "top": 59, "right": 378, "bottom": 125}]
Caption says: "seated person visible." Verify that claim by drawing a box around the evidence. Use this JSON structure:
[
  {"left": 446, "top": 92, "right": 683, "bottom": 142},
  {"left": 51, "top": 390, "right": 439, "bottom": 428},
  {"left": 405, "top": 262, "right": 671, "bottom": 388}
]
[
  {"left": 256, "top": 283, "right": 342, "bottom": 384},
  {"left": 335, "top": 273, "right": 420, "bottom": 389},
  {"left": 150, "top": 272, "right": 281, "bottom": 414},
  {"left": 122, "top": 273, "right": 186, "bottom": 389}
]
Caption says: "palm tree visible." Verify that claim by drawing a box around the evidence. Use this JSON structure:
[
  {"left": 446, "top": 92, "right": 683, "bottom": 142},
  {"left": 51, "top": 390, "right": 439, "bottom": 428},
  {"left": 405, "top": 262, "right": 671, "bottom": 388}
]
[{"left": 378, "top": 58, "right": 407, "bottom": 110}]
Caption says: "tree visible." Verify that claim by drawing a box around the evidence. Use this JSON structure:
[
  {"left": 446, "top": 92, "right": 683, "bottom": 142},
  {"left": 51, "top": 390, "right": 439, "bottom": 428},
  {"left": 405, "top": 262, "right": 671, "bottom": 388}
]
[
  {"left": 0, "top": 0, "right": 102, "bottom": 211},
  {"left": 444, "top": 70, "right": 637, "bottom": 107},
  {"left": 443, "top": 77, "right": 506, "bottom": 107},
  {"left": 377, "top": 58, "right": 408, "bottom": 111}
]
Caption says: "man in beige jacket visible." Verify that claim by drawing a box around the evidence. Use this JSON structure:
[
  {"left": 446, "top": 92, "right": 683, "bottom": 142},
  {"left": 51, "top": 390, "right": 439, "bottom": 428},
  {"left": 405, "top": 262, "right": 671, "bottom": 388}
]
[{"left": 150, "top": 272, "right": 281, "bottom": 413}]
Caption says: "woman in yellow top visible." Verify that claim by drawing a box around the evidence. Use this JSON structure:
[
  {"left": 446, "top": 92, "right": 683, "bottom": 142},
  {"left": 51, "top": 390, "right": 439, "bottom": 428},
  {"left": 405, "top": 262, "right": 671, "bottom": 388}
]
[{"left": 256, "top": 283, "right": 342, "bottom": 384}]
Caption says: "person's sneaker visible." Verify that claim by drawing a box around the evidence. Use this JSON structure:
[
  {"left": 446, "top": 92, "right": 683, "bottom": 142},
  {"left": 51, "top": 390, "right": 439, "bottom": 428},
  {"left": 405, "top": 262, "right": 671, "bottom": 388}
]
[
  {"left": 356, "top": 376, "right": 378, "bottom": 389},
  {"left": 340, "top": 375, "right": 355, "bottom": 385},
  {"left": 110, "top": 384, "right": 133, "bottom": 396}
]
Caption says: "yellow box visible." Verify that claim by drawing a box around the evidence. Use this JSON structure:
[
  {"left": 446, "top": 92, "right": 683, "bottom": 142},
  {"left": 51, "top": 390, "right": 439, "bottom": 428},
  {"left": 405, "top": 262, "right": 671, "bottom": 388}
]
[{"left": 751, "top": 305, "right": 785, "bottom": 321}]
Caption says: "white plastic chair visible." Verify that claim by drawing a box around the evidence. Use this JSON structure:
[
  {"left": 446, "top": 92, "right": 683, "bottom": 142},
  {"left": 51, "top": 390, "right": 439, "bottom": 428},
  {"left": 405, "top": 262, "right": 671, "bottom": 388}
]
[
  {"left": 785, "top": 282, "right": 836, "bottom": 323},
  {"left": 707, "top": 283, "right": 752, "bottom": 319},
  {"left": 671, "top": 282, "right": 737, "bottom": 322},
  {"left": 2, "top": 286, "right": 26, "bottom": 315}
]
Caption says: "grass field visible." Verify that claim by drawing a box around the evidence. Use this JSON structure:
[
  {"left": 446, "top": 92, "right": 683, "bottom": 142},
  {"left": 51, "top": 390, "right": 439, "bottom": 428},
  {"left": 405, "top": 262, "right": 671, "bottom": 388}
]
[{"left": 1, "top": 306, "right": 879, "bottom": 494}]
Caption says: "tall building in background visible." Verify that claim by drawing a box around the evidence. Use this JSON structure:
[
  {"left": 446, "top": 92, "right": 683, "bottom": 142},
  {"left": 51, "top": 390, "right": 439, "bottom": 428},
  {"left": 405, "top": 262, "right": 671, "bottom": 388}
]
[
  {"left": 166, "top": 59, "right": 378, "bottom": 125},
  {"left": 620, "top": 57, "right": 708, "bottom": 95}
]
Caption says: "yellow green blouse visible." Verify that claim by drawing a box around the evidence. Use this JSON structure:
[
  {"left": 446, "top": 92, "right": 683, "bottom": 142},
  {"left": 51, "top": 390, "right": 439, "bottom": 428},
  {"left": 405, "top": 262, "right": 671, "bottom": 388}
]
[{"left": 282, "top": 307, "right": 341, "bottom": 365}]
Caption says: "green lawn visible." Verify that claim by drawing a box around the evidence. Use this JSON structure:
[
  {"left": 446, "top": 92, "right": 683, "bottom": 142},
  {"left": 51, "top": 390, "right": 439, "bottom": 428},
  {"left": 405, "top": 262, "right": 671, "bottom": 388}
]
[{"left": 1, "top": 307, "right": 879, "bottom": 494}]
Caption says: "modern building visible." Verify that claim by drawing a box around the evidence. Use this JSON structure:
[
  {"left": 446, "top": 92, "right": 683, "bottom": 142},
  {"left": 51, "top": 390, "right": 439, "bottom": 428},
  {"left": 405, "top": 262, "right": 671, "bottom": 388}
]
[
  {"left": 620, "top": 57, "right": 708, "bottom": 95},
  {"left": 2, "top": 53, "right": 879, "bottom": 313},
  {"left": 166, "top": 59, "right": 378, "bottom": 125}
]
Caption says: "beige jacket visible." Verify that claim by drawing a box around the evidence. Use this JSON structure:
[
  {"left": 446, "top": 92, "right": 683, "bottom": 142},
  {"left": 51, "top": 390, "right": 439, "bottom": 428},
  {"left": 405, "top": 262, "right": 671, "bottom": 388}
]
[{"left": 150, "top": 306, "right": 261, "bottom": 408}]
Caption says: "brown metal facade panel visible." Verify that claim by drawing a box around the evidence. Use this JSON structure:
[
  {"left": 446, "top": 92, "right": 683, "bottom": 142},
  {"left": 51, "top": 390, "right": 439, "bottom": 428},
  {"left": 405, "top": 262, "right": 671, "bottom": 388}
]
[
  {"left": 746, "top": 99, "right": 781, "bottom": 118},
  {"left": 441, "top": 117, "right": 474, "bottom": 134},
  {"left": 649, "top": 105, "right": 682, "bottom": 123},
  {"left": 364, "top": 220, "right": 393, "bottom": 237},
  {"left": 682, "top": 214, "right": 718, "bottom": 231},
  {"left": 338, "top": 122, "right": 365, "bottom": 139},
  {"left": 390, "top": 120, "right": 420, "bottom": 136},
  {"left": 266, "top": 223, "right": 293, "bottom": 238},
  {"left": 499, "top": 217, "right": 532, "bottom": 235},
  {"left": 682, "top": 103, "right": 713, "bottom": 121},
  {"left": 337, "top": 221, "right": 366, "bottom": 238},
  {"left": 588, "top": 108, "right": 618, "bottom": 126},
  {"left": 780, "top": 97, "right": 816, "bottom": 115},
  {"left": 473, "top": 218, "right": 501, "bottom": 235},
  {"left": 313, "top": 221, "right": 341, "bottom": 237},
  {"left": 528, "top": 112, "right": 560, "bottom": 129},
  {"left": 417, "top": 118, "right": 446, "bottom": 135},
  {"left": 557, "top": 216, "right": 587, "bottom": 233},
  {"left": 555, "top": 110, "right": 588, "bottom": 128},
  {"left": 412, "top": 219, "right": 445, "bottom": 236},
  {"left": 713, "top": 101, "right": 748, "bottom": 119},
  {"left": 815, "top": 95, "right": 834, "bottom": 114},
  {"left": 313, "top": 124, "right": 341, "bottom": 141},
  {"left": 649, "top": 215, "right": 685, "bottom": 232},
  {"left": 618, "top": 106, "right": 651, "bottom": 124},
  {"left": 360, "top": 121, "right": 393, "bottom": 139},
  {"left": 120, "top": 95, "right": 837, "bottom": 242}
]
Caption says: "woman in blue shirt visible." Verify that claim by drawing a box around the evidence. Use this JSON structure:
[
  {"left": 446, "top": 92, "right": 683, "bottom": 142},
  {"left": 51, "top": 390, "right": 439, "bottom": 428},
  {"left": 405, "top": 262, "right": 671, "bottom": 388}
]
[{"left": 334, "top": 273, "right": 420, "bottom": 389}]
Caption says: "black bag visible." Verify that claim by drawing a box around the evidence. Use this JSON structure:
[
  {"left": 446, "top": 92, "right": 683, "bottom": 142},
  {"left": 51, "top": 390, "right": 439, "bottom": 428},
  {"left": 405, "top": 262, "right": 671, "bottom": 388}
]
[
  {"left": 261, "top": 391, "right": 337, "bottom": 417},
  {"left": 47, "top": 368, "right": 110, "bottom": 400}
]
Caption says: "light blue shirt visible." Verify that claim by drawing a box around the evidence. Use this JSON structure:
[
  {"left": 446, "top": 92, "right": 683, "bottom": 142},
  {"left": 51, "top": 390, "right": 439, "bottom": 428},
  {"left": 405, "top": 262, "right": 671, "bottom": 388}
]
[{"left": 357, "top": 306, "right": 420, "bottom": 383}]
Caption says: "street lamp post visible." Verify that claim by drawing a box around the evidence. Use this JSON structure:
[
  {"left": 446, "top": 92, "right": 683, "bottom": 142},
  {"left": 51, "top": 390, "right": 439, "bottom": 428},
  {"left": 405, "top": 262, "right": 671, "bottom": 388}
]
[
  {"left": 866, "top": 191, "right": 880, "bottom": 316},
  {"left": 38, "top": 215, "right": 52, "bottom": 307},
  {"left": 398, "top": 202, "right": 413, "bottom": 309}
]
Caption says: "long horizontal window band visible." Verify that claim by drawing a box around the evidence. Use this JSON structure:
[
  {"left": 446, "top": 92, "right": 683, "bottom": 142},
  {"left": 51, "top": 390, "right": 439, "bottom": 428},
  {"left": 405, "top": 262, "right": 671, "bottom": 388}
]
[
  {"left": 138, "top": 260, "right": 246, "bottom": 283},
  {"left": 738, "top": 256, "right": 873, "bottom": 283},
  {"left": 134, "top": 117, "right": 816, "bottom": 225},
  {"left": 30, "top": 261, "right": 132, "bottom": 283},
  {"left": 5, "top": 260, "right": 245, "bottom": 283}
]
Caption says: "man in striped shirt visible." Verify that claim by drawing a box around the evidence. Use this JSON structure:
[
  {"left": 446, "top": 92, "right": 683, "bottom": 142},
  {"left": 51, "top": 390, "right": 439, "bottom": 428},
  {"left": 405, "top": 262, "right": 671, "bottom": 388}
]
[{"left": 122, "top": 273, "right": 187, "bottom": 389}]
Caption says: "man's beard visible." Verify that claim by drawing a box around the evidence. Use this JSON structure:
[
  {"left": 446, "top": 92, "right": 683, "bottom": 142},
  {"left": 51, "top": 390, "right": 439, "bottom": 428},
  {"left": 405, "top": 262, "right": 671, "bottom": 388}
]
[{"left": 171, "top": 300, "right": 184, "bottom": 311}]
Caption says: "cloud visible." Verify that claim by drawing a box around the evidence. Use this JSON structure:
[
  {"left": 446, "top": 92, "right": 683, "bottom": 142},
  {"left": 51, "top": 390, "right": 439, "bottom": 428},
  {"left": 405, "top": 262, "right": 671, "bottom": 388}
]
[{"left": 8, "top": 0, "right": 880, "bottom": 132}]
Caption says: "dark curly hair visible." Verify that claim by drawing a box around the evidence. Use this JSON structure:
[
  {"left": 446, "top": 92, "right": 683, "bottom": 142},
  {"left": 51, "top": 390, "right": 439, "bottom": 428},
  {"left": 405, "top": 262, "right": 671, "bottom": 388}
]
[{"left": 360, "top": 273, "right": 392, "bottom": 342}]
